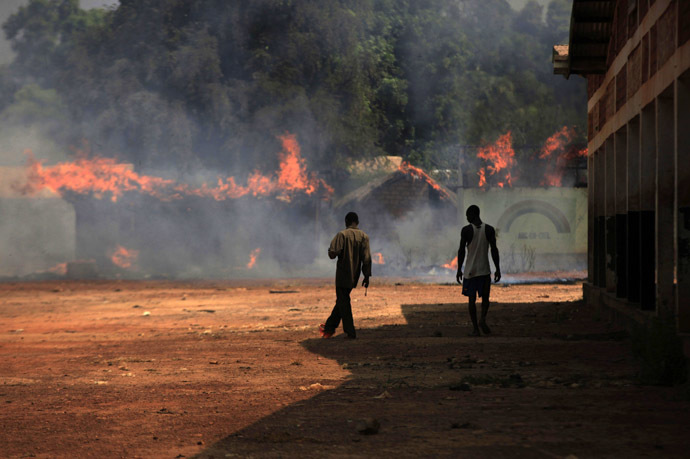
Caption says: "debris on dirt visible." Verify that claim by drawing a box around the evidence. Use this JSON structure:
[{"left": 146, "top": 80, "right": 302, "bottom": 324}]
[
  {"left": 449, "top": 383, "right": 471, "bottom": 391},
  {"left": 502, "top": 374, "right": 525, "bottom": 388},
  {"left": 447, "top": 356, "right": 477, "bottom": 369},
  {"left": 373, "top": 390, "right": 392, "bottom": 399},
  {"left": 142, "top": 311, "right": 151, "bottom": 316},
  {"left": 451, "top": 422, "right": 476, "bottom": 429},
  {"left": 299, "top": 383, "right": 333, "bottom": 391},
  {"left": 270, "top": 290, "right": 299, "bottom": 294},
  {"left": 11, "top": 329, "right": 24, "bottom": 334},
  {"left": 356, "top": 418, "right": 380, "bottom": 435},
  {"left": 198, "top": 309, "right": 215, "bottom": 313},
  {"left": 209, "top": 360, "right": 219, "bottom": 365}
]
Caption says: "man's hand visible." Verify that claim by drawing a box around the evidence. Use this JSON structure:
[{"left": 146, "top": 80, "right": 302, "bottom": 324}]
[
  {"left": 456, "top": 270, "right": 463, "bottom": 284},
  {"left": 494, "top": 270, "right": 501, "bottom": 283},
  {"left": 362, "top": 276, "right": 370, "bottom": 288}
]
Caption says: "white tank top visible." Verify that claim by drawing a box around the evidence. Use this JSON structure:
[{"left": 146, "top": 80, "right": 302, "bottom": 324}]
[{"left": 465, "top": 223, "right": 491, "bottom": 279}]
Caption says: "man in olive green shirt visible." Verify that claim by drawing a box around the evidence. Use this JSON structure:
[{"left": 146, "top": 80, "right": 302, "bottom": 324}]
[{"left": 320, "top": 212, "right": 372, "bottom": 339}]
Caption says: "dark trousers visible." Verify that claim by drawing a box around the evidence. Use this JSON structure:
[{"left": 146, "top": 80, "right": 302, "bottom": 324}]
[{"left": 325, "top": 287, "right": 355, "bottom": 337}]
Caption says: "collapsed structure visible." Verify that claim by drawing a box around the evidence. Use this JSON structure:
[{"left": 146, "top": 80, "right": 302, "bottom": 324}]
[
  {"left": 337, "top": 156, "right": 586, "bottom": 274},
  {"left": 554, "top": 0, "right": 689, "bottom": 345}
]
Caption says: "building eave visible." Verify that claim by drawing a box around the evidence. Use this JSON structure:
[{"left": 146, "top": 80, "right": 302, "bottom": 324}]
[{"left": 553, "top": 0, "right": 616, "bottom": 78}]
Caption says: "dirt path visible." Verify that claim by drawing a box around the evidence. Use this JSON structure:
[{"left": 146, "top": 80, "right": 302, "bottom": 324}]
[{"left": 1, "top": 280, "right": 688, "bottom": 458}]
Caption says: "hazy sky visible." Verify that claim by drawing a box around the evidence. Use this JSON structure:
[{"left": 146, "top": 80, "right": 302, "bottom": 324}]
[{"left": 0, "top": 0, "right": 119, "bottom": 64}]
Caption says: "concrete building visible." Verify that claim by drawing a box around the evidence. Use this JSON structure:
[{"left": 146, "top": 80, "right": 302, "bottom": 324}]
[{"left": 554, "top": 0, "right": 689, "bottom": 340}]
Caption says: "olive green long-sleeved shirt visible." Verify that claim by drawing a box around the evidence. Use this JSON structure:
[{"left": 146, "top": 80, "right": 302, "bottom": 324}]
[{"left": 328, "top": 226, "right": 372, "bottom": 289}]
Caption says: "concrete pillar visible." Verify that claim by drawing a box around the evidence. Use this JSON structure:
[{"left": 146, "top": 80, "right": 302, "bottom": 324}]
[
  {"left": 627, "top": 116, "right": 641, "bottom": 303},
  {"left": 656, "top": 86, "right": 676, "bottom": 321},
  {"left": 596, "top": 148, "right": 607, "bottom": 287},
  {"left": 615, "top": 127, "right": 628, "bottom": 298},
  {"left": 677, "top": 71, "right": 690, "bottom": 332},
  {"left": 605, "top": 136, "right": 617, "bottom": 292},
  {"left": 640, "top": 103, "right": 656, "bottom": 310},
  {"left": 588, "top": 152, "right": 595, "bottom": 284}
]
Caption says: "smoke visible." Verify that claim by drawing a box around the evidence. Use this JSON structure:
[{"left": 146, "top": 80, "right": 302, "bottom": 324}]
[{"left": 0, "top": 0, "right": 584, "bottom": 280}]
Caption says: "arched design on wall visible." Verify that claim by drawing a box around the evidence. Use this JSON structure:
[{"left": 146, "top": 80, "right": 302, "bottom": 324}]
[{"left": 498, "top": 199, "right": 571, "bottom": 233}]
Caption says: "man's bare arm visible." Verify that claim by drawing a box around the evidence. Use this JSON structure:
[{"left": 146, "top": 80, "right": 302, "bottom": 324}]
[
  {"left": 455, "top": 226, "right": 470, "bottom": 284},
  {"left": 487, "top": 226, "right": 501, "bottom": 282}
]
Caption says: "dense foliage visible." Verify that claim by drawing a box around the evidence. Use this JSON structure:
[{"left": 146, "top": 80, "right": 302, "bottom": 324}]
[{"left": 0, "top": 0, "right": 584, "bottom": 180}]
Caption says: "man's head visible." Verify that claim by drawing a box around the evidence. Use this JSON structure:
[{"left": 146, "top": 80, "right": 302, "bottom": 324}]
[
  {"left": 345, "top": 211, "right": 359, "bottom": 227},
  {"left": 466, "top": 205, "right": 480, "bottom": 223}
]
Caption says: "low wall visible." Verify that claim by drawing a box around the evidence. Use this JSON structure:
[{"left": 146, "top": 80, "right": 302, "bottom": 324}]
[{"left": 457, "top": 187, "right": 587, "bottom": 273}]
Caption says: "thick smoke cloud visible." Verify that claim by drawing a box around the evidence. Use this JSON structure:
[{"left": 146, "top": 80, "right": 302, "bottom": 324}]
[{"left": 0, "top": 0, "right": 584, "bottom": 279}]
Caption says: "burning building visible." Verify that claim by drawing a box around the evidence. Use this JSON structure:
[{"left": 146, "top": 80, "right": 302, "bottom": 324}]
[
  {"left": 554, "top": 0, "right": 690, "bottom": 350},
  {"left": 335, "top": 150, "right": 587, "bottom": 274},
  {"left": 334, "top": 160, "right": 460, "bottom": 272},
  {"left": 12, "top": 134, "right": 333, "bottom": 278}
]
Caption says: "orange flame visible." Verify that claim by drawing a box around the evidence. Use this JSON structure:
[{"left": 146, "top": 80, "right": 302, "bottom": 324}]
[
  {"left": 20, "top": 133, "right": 333, "bottom": 202},
  {"left": 111, "top": 245, "right": 139, "bottom": 269},
  {"left": 246, "top": 248, "right": 261, "bottom": 269},
  {"left": 372, "top": 252, "right": 385, "bottom": 265},
  {"left": 47, "top": 262, "right": 67, "bottom": 275},
  {"left": 276, "top": 133, "right": 333, "bottom": 196},
  {"left": 21, "top": 151, "right": 173, "bottom": 202},
  {"left": 398, "top": 162, "right": 451, "bottom": 199},
  {"left": 442, "top": 256, "right": 458, "bottom": 269},
  {"left": 538, "top": 126, "right": 575, "bottom": 159},
  {"left": 538, "top": 127, "right": 587, "bottom": 187},
  {"left": 477, "top": 132, "right": 516, "bottom": 189}
]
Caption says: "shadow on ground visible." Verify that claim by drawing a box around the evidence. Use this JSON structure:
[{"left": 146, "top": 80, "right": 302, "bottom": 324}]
[{"left": 196, "top": 300, "right": 690, "bottom": 458}]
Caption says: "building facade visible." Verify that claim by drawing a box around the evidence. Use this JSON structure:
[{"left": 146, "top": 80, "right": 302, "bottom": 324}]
[{"left": 555, "top": 0, "right": 690, "bottom": 338}]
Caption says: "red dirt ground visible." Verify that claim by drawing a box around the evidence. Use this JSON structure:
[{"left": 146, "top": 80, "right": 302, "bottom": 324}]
[{"left": 1, "top": 279, "right": 689, "bottom": 458}]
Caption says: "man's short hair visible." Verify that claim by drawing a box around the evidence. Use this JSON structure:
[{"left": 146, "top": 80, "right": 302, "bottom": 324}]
[
  {"left": 345, "top": 212, "right": 359, "bottom": 226},
  {"left": 466, "top": 205, "right": 480, "bottom": 218}
]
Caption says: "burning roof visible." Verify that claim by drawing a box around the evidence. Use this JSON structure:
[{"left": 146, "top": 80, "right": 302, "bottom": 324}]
[
  {"left": 335, "top": 161, "right": 457, "bottom": 218},
  {"left": 17, "top": 133, "right": 333, "bottom": 203}
]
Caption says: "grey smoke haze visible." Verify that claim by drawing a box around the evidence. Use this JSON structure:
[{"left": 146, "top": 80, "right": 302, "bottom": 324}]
[{"left": 0, "top": 0, "right": 583, "bottom": 280}]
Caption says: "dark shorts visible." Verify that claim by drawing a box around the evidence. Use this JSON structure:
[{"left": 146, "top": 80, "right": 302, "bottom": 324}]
[{"left": 462, "top": 274, "right": 491, "bottom": 298}]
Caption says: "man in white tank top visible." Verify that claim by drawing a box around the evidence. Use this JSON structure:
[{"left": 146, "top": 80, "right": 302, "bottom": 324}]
[{"left": 455, "top": 205, "right": 501, "bottom": 336}]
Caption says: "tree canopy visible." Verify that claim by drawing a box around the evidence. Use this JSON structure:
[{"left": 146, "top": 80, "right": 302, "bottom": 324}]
[{"left": 1, "top": 0, "right": 584, "bottom": 183}]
